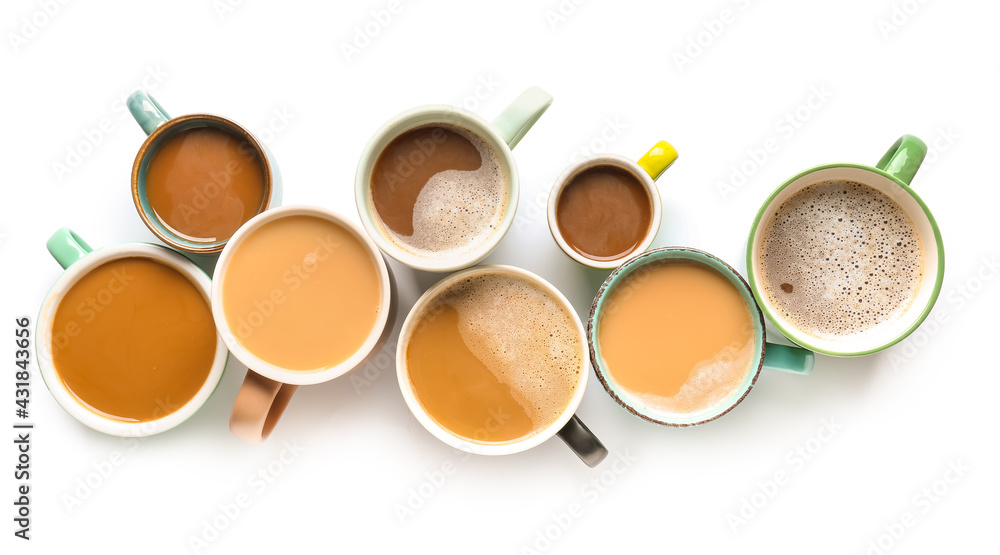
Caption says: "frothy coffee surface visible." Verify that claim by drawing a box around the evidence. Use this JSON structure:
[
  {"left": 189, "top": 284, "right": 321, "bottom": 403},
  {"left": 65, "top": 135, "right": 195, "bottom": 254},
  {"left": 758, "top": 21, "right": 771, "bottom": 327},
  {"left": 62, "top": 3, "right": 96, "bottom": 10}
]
[
  {"left": 406, "top": 274, "right": 582, "bottom": 443},
  {"left": 759, "top": 180, "right": 924, "bottom": 341},
  {"left": 370, "top": 124, "right": 507, "bottom": 260}
]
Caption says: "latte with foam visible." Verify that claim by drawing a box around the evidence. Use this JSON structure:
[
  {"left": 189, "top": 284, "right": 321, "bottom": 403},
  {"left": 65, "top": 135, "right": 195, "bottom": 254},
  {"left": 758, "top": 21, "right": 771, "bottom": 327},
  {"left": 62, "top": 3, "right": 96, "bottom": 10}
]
[
  {"left": 405, "top": 272, "right": 582, "bottom": 443},
  {"left": 759, "top": 179, "right": 924, "bottom": 341},
  {"left": 369, "top": 123, "right": 508, "bottom": 260}
]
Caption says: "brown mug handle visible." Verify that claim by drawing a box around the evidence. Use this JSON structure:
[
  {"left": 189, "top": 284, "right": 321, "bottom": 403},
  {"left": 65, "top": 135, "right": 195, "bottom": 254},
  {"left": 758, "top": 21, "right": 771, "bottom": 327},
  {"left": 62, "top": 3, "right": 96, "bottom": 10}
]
[{"left": 230, "top": 370, "right": 298, "bottom": 443}]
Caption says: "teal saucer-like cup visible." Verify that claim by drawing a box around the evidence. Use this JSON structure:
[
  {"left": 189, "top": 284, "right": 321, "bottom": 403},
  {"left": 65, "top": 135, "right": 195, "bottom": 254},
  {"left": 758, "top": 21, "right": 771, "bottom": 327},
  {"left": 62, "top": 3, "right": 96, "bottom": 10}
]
[{"left": 588, "top": 247, "right": 814, "bottom": 426}]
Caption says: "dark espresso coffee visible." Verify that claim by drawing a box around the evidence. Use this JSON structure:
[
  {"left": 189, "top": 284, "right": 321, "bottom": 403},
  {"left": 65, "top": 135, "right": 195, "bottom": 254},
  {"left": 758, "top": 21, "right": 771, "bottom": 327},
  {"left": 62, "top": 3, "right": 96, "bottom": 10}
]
[
  {"left": 556, "top": 165, "right": 652, "bottom": 261},
  {"left": 369, "top": 124, "right": 507, "bottom": 259},
  {"left": 759, "top": 180, "right": 924, "bottom": 340}
]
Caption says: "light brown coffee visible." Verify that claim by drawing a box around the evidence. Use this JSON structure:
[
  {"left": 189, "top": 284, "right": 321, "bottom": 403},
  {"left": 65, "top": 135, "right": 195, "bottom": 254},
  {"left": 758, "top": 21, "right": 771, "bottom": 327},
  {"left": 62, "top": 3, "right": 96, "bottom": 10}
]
[
  {"left": 759, "top": 179, "right": 924, "bottom": 340},
  {"left": 145, "top": 126, "right": 266, "bottom": 243},
  {"left": 406, "top": 273, "right": 581, "bottom": 443},
  {"left": 556, "top": 165, "right": 652, "bottom": 261},
  {"left": 222, "top": 215, "right": 382, "bottom": 371},
  {"left": 598, "top": 261, "right": 755, "bottom": 414},
  {"left": 51, "top": 257, "right": 216, "bottom": 423},
  {"left": 369, "top": 124, "right": 507, "bottom": 259}
]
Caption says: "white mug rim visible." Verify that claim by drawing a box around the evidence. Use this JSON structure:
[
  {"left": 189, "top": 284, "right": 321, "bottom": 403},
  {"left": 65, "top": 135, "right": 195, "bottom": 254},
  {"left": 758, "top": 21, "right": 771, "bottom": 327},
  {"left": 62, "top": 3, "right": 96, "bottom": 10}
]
[
  {"left": 396, "top": 264, "right": 589, "bottom": 456},
  {"left": 36, "top": 243, "right": 228, "bottom": 437},
  {"left": 547, "top": 154, "right": 662, "bottom": 269},
  {"left": 211, "top": 205, "right": 393, "bottom": 385},
  {"left": 354, "top": 105, "right": 520, "bottom": 273}
]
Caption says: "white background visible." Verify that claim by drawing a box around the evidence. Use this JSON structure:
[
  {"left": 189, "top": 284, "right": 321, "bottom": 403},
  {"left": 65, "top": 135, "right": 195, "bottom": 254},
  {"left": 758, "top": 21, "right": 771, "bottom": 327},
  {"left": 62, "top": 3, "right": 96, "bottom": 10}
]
[{"left": 2, "top": 1, "right": 997, "bottom": 553}]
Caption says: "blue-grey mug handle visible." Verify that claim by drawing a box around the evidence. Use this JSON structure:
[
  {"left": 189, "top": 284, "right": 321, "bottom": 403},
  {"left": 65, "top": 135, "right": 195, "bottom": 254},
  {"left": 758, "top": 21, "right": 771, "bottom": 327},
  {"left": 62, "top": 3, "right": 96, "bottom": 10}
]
[{"left": 127, "top": 90, "right": 171, "bottom": 136}]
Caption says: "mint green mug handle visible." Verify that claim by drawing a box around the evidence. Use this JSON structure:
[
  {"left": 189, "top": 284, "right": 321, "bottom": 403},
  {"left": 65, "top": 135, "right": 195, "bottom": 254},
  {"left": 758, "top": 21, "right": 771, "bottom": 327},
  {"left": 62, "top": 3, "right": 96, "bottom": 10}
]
[
  {"left": 127, "top": 90, "right": 171, "bottom": 136},
  {"left": 46, "top": 228, "right": 92, "bottom": 270},
  {"left": 762, "top": 342, "right": 814, "bottom": 375},
  {"left": 875, "top": 134, "right": 927, "bottom": 186},
  {"left": 492, "top": 87, "right": 553, "bottom": 150}
]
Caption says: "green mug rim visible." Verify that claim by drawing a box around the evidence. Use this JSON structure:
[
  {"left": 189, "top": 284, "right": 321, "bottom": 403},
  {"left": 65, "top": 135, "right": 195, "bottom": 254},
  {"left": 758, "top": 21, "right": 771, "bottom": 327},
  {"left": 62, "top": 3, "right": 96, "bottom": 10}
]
[{"left": 744, "top": 162, "right": 945, "bottom": 357}]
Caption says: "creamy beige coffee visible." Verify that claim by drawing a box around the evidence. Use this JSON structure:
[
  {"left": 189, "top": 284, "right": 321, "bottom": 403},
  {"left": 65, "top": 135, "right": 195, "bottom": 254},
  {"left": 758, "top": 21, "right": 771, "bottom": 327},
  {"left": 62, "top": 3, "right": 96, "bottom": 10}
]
[
  {"left": 405, "top": 273, "right": 581, "bottom": 443},
  {"left": 759, "top": 179, "right": 924, "bottom": 340},
  {"left": 369, "top": 123, "right": 508, "bottom": 260}
]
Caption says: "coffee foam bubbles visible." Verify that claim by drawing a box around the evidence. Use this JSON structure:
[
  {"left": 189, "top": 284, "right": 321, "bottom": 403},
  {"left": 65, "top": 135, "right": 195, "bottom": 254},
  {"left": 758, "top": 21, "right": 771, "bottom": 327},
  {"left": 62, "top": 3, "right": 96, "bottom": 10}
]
[
  {"left": 431, "top": 274, "right": 581, "bottom": 430},
  {"left": 759, "top": 180, "right": 924, "bottom": 341},
  {"left": 624, "top": 339, "right": 755, "bottom": 415},
  {"left": 378, "top": 124, "right": 507, "bottom": 260}
]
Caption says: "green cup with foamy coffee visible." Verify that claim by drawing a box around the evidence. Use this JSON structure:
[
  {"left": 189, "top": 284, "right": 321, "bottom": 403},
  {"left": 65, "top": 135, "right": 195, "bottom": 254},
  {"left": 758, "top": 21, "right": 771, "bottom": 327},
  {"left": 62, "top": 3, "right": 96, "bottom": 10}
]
[{"left": 746, "top": 135, "right": 945, "bottom": 356}]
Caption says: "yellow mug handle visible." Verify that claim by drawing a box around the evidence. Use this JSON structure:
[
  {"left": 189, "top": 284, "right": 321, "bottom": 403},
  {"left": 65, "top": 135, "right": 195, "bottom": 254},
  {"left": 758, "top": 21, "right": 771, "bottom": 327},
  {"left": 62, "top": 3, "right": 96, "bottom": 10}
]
[{"left": 636, "top": 140, "right": 679, "bottom": 181}]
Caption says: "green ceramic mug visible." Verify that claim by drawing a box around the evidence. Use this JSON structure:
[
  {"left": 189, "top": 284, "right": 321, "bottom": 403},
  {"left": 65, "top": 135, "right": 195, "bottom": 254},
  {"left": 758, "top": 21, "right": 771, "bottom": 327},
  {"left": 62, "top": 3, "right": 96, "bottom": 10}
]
[
  {"left": 745, "top": 135, "right": 945, "bottom": 357},
  {"left": 588, "top": 247, "right": 814, "bottom": 426}
]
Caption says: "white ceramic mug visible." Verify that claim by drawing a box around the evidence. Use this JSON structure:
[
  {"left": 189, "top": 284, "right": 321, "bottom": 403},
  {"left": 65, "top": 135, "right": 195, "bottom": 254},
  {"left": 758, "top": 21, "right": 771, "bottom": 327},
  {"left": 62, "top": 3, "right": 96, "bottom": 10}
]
[
  {"left": 548, "top": 141, "right": 678, "bottom": 269},
  {"left": 355, "top": 87, "right": 553, "bottom": 272},
  {"left": 37, "top": 229, "right": 229, "bottom": 437},
  {"left": 212, "top": 205, "right": 396, "bottom": 443},
  {"left": 396, "top": 265, "right": 607, "bottom": 466}
]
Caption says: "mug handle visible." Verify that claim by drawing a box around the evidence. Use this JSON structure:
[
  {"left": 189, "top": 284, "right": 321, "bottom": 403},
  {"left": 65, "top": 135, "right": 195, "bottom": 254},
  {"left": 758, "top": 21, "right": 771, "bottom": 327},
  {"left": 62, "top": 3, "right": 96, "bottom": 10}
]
[
  {"left": 46, "top": 228, "right": 92, "bottom": 269},
  {"left": 492, "top": 87, "right": 553, "bottom": 150},
  {"left": 127, "top": 90, "right": 171, "bottom": 136},
  {"left": 556, "top": 414, "right": 609, "bottom": 467},
  {"left": 875, "top": 135, "right": 927, "bottom": 186},
  {"left": 762, "top": 343, "right": 815, "bottom": 375},
  {"left": 230, "top": 370, "right": 298, "bottom": 443},
  {"left": 637, "top": 140, "right": 679, "bottom": 181}
]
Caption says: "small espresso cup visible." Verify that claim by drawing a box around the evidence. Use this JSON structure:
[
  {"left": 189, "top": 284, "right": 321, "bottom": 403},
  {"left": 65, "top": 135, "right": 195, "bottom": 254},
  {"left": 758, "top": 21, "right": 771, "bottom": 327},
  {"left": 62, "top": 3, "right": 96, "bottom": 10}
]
[
  {"left": 746, "top": 135, "right": 945, "bottom": 356},
  {"left": 212, "top": 205, "right": 397, "bottom": 443},
  {"left": 128, "top": 90, "right": 282, "bottom": 254},
  {"left": 36, "top": 229, "right": 229, "bottom": 437},
  {"left": 355, "top": 87, "right": 553, "bottom": 272},
  {"left": 397, "top": 265, "right": 608, "bottom": 466},
  {"left": 548, "top": 141, "right": 678, "bottom": 269},
  {"left": 589, "top": 247, "right": 814, "bottom": 426}
]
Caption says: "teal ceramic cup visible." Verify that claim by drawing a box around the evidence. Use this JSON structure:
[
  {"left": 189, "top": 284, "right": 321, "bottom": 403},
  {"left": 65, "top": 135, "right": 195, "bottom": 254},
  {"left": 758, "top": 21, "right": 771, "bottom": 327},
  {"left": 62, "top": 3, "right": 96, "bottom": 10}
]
[
  {"left": 745, "top": 135, "right": 945, "bottom": 356},
  {"left": 128, "top": 90, "right": 282, "bottom": 254},
  {"left": 588, "top": 247, "right": 814, "bottom": 426},
  {"left": 36, "top": 229, "right": 228, "bottom": 436}
]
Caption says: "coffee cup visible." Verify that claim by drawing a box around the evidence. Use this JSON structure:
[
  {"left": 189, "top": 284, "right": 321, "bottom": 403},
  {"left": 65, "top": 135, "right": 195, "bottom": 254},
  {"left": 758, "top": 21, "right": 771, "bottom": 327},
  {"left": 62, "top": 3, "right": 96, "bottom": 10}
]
[
  {"left": 397, "top": 265, "right": 608, "bottom": 466},
  {"left": 355, "top": 87, "right": 553, "bottom": 272},
  {"left": 36, "top": 229, "right": 229, "bottom": 436},
  {"left": 128, "top": 90, "right": 282, "bottom": 254},
  {"left": 548, "top": 141, "right": 678, "bottom": 269},
  {"left": 589, "top": 247, "right": 814, "bottom": 426},
  {"left": 212, "top": 205, "right": 396, "bottom": 443},
  {"left": 745, "top": 135, "right": 945, "bottom": 356}
]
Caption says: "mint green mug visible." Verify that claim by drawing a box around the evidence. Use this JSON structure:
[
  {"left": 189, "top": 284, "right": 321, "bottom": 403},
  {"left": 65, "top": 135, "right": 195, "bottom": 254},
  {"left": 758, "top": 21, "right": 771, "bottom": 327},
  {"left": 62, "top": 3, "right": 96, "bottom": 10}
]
[
  {"left": 588, "top": 247, "right": 814, "bottom": 426},
  {"left": 745, "top": 135, "right": 945, "bottom": 356}
]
